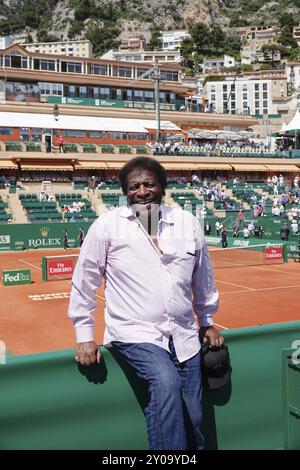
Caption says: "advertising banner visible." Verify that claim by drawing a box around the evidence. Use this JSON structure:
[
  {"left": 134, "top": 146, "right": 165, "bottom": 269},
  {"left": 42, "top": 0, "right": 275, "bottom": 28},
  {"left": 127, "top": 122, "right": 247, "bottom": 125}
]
[
  {"left": 47, "top": 259, "right": 74, "bottom": 279},
  {"left": 264, "top": 246, "right": 284, "bottom": 263},
  {"left": 2, "top": 269, "right": 31, "bottom": 286}
]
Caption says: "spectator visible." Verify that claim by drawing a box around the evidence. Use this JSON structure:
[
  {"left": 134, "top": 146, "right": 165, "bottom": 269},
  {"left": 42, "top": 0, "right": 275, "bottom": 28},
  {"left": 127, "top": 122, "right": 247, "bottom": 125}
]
[
  {"left": 63, "top": 229, "right": 69, "bottom": 250},
  {"left": 220, "top": 228, "right": 228, "bottom": 248},
  {"left": 204, "top": 222, "right": 211, "bottom": 235},
  {"left": 242, "top": 226, "right": 250, "bottom": 239},
  {"left": 215, "top": 220, "right": 223, "bottom": 236},
  {"left": 238, "top": 209, "right": 244, "bottom": 227},
  {"left": 88, "top": 176, "right": 96, "bottom": 194},
  {"left": 233, "top": 225, "right": 240, "bottom": 237},
  {"left": 77, "top": 227, "right": 85, "bottom": 247},
  {"left": 58, "top": 135, "right": 64, "bottom": 153},
  {"left": 291, "top": 219, "right": 299, "bottom": 235},
  {"left": 280, "top": 223, "right": 290, "bottom": 241}
]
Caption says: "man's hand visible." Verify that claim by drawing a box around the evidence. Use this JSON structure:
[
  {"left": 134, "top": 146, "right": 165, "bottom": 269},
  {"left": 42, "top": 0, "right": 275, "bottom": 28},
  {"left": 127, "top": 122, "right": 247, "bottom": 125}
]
[
  {"left": 199, "top": 326, "right": 224, "bottom": 349},
  {"left": 75, "top": 341, "right": 102, "bottom": 366}
]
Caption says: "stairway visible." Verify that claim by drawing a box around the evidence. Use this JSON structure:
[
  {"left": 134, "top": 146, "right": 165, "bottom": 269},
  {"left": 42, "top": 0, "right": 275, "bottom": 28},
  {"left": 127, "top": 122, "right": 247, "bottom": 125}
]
[{"left": 5, "top": 193, "right": 28, "bottom": 223}]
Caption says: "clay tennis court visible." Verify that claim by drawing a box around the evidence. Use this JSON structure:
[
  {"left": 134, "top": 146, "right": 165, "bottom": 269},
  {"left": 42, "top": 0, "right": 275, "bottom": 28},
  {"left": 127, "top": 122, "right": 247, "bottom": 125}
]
[{"left": 1, "top": 247, "right": 300, "bottom": 356}]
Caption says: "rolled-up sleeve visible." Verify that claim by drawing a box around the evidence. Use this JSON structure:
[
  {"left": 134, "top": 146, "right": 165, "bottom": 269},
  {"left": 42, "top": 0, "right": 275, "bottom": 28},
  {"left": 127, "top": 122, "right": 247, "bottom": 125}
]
[
  {"left": 68, "top": 218, "right": 109, "bottom": 343},
  {"left": 191, "top": 222, "right": 219, "bottom": 327}
]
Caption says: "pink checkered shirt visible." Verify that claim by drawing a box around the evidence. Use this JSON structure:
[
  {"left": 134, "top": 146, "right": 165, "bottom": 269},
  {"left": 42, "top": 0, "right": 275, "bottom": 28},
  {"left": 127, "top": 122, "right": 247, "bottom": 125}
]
[{"left": 68, "top": 205, "right": 219, "bottom": 363}]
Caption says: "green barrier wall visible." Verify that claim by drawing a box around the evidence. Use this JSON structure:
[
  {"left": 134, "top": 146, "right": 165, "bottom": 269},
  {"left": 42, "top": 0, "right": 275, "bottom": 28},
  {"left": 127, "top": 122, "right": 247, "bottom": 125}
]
[
  {"left": 0, "top": 321, "right": 299, "bottom": 450},
  {"left": 0, "top": 222, "right": 92, "bottom": 251}
]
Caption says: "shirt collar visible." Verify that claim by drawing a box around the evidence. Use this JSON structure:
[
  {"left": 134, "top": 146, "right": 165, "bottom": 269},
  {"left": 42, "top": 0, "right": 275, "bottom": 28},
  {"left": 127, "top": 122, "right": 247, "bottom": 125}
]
[{"left": 119, "top": 204, "right": 174, "bottom": 224}]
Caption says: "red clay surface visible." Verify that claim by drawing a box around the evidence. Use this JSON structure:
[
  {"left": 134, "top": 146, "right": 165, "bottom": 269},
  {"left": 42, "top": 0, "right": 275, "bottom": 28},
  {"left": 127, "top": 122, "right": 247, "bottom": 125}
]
[{"left": 1, "top": 248, "right": 300, "bottom": 356}]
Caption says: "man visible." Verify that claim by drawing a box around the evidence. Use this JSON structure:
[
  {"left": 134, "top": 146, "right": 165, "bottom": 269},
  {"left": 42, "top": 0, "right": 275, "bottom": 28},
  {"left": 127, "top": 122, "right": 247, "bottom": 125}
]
[
  {"left": 77, "top": 227, "right": 85, "bottom": 247},
  {"left": 58, "top": 135, "right": 64, "bottom": 153},
  {"left": 280, "top": 223, "right": 290, "bottom": 241},
  {"left": 220, "top": 228, "right": 228, "bottom": 248},
  {"left": 68, "top": 157, "right": 223, "bottom": 450},
  {"left": 63, "top": 229, "right": 69, "bottom": 250}
]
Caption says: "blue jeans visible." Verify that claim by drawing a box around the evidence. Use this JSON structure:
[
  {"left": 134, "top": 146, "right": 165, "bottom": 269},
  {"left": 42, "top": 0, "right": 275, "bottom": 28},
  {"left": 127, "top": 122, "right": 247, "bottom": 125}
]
[{"left": 111, "top": 337, "right": 204, "bottom": 450}]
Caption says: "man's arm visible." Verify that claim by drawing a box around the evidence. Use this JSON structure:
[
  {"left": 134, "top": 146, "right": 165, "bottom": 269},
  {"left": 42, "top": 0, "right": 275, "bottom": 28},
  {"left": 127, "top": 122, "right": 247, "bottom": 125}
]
[
  {"left": 191, "top": 221, "right": 224, "bottom": 348},
  {"left": 68, "top": 218, "right": 109, "bottom": 365}
]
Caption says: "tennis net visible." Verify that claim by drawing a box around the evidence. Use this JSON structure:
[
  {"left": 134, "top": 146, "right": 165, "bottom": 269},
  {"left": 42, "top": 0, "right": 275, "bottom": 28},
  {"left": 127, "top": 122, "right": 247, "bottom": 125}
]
[{"left": 208, "top": 243, "right": 285, "bottom": 269}]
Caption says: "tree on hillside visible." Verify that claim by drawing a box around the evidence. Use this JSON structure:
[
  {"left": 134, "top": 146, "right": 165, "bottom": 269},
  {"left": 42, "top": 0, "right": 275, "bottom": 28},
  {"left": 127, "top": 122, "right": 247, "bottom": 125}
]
[
  {"left": 261, "top": 43, "right": 280, "bottom": 63},
  {"left": 210, "top": 23, "right": 226, "bottom": 51},
  {"left": 189, "top": 22, "right": 210, "bottom": 53},
  {"left": 148, "top": 27, "right": 162, "bottom": 50},
  {"left": 180, "top": 38, "right": 195, "bottom": 68},
  {"left": 85, "top": 23, "right": 120, "bottom": 56}
]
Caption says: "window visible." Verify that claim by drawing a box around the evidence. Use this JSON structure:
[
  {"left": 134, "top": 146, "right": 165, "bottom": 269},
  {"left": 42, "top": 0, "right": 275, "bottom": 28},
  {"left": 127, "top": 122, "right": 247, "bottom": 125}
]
[
  {"left": 79, "top": 86, "right": 87, "bottom": 98},
  {"left": 137, "top": 68, "right": 149, "bottom": 78},
  {"left": 223, "top": 84, "right": 227, "bottom": 91},
  {"left": 67, "top": 85, "right": 77, "bottom": 97},
  {"left": 91, "top": 64, "right": 107, "bottom": 75},
  {"left": 145, "top": 91, "right": 154, "bottom": 102},
  {"left": 100, "top": 88, "right": 110, "bottom": 99},
  {"left": 255, "top": 109, "right": 260, "bottom": 115},
  {"left": 211, "top": 85, "right": 216, "bottom": 92},
  {"left": 255, "top": 92, "right": 259, "bottom": 99},
  {"left": 262, "top": 83, "right": 268, "bottom": 90},
  {"left": 163, "top": 71, "right": 179, "bottom": 82},
  {"left": 242, "top": 84, "right": 247, "bottom": 91},
  {"left": 211, "top": 94, "right": 216, "bottom": 101},
  {"left": 118, "top": 66, "right": 132, "bottom": 78},
  {"left": 159, "top": 91, "right": 165, "bottom": 103},
  {"left": 87, "top": 131, "right": 104, "bottom": 138},
  {"left": 92, "top": 87, "right": 100, "bottom": 98},
  {"left": 243, "top": 93, "right": 247, "bottom": 100},
  {"left": 263, "top": 92, "right": 268, "bottom": 99},
  {"left": 40, "top": 60, "right": 55, "bottom": 71},
  {"left": 255, "top": 100, "right": 260, "bottom": 108},
  {"left": 40, "top": 83, "right": 51, "bottom": 95},
  {"left": 65, "top": 62, "right": 82, "bottom": 73},
  {"left": 133, "top": 90, "right": 143, "bottom": 102},
  {"left": 64, "top": 130, "right": 85, "bottom": 137},
  {"left": 31, "top": 128, "right": 42, "bottom": 142},
  {"left": 52, "top": 84, "right": 63, "bottom": 96},
  {"left": 116, "top": 89, "right": 123, "bottom": 100},
  {"left": 20, "top": 127, "right": 30, "bottom": 141},
  {"left": 263, "top": 100, "right": 268, "bottom": 108},
  {"left": 255, "top": 83, "right": 259, "bottom": 91},
  {"left": 0, "top": 127, "right": 13, "bottom": 135},
  {"left": 243, "top": 101, "right": 248, "bottom": 108},
  {"left": 223, "top": 93, "right": 227, "bottom": 100}
]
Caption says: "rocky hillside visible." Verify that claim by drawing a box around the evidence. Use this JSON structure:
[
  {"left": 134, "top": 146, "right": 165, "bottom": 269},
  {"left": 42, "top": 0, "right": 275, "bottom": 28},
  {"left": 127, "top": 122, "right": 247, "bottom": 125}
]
[{"left": 0, "top": 0, "right": 300, "bottom": 55}]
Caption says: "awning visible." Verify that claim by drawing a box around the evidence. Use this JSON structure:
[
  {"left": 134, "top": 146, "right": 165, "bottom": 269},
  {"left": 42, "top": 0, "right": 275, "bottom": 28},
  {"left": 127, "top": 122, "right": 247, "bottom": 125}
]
[
  {"left": 0, "top": 160, "right": 18, "bottom": 169},
  {"left": 194, "top": 163, "right": 232, "bottom": 170},
  {"left": 162, "top": 163, "right": 198, "bottom": 170},
  {"left": 75, "top": 161, "right": 108, "bottom": 170},
  {"left": 20, "top": 163, "right": 73, "bottom": 171},
  {"left": 231, "top": 164, "right": 268, "bottom": 172},
  {"left": 264, "top": 164, "right": 300, "bottom": 172},
  {"left": 105, "top": 162, "right": 127, "bottom": 169}
]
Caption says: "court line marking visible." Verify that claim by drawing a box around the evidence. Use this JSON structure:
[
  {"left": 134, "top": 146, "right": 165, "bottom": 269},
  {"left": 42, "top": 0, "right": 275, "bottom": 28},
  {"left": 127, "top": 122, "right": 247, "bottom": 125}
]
[
  {"left": 19, "top": 259, "right": 42, "bottom": 270},
  {"left": 250, "top": 266, "right": 300, "bottom": 276},
  {"left": 215, "top": 279, "right": 254, "bottom": 290},
  {"left": 220, "top": 283, "right": 300, "bottom": 295},
  {"left": 19, "top": 258, "right": 106, "bottom": 301}
]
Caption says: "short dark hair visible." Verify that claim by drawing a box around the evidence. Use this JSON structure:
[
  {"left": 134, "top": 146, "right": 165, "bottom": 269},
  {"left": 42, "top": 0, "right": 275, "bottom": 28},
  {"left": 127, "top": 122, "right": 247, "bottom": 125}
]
[{"left": 118, "top": 157, "right": 167, "bottom": 195}]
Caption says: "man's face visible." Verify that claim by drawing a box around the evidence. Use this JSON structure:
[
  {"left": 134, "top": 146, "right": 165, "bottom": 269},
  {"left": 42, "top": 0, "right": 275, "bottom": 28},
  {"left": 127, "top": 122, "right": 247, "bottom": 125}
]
[{"left": 126, "top": 168, "right": 163, "bottom": 206}]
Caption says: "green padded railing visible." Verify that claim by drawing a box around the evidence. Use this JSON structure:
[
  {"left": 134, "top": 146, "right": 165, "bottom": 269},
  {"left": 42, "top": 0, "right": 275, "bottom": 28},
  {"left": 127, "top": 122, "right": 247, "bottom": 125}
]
[{"left": 1, "top": 321, "right": 300, "bottom": 449}]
